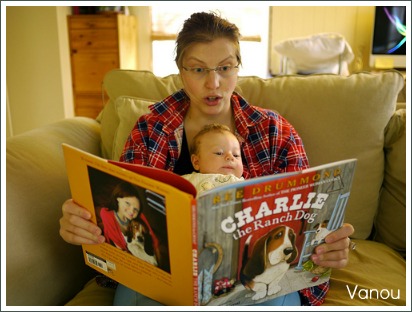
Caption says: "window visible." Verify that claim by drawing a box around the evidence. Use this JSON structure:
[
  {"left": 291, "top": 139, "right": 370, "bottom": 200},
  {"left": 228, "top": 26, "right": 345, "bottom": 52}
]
[{"left": 151, "top": 5, "right": 270, "bottom": 77}]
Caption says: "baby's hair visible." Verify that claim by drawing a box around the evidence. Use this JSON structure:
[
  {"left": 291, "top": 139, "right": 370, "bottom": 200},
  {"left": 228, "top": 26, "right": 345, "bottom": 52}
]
[{"left": 190, "top": 123, "right": 237, "bottom": 155}]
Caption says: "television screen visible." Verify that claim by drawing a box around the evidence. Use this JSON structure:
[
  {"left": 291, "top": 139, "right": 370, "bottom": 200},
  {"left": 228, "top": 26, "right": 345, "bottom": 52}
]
[{"left": 370, "top": 6, "right": 406, "bottom": 69}]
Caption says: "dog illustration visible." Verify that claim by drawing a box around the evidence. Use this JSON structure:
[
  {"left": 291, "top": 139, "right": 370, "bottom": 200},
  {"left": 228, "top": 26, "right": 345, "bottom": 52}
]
[
  {"left": 240, "top": 225, "right": 298, "bottom": 301},
  {"left": 311, "top": 220, "right": 331, "bottom": 246},
  {"left": 126, "top": 217, "right": 158, "bottom": 266}
]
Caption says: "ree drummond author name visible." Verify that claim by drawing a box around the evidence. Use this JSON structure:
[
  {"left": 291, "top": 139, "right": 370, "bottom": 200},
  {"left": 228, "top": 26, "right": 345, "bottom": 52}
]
[{"left": 210, "top": 168, "right": 342, "bottom": 206}]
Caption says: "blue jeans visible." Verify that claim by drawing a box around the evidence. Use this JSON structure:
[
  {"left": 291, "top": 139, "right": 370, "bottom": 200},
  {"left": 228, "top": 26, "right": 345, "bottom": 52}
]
[{"left": 113, "top": 283, "right": 301, "bottom": 306}]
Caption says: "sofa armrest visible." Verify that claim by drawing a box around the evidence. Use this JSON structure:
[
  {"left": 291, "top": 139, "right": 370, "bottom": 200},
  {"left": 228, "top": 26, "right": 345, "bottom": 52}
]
[{"left": 6, "top": 117, "right": 101, "bottom": 305}]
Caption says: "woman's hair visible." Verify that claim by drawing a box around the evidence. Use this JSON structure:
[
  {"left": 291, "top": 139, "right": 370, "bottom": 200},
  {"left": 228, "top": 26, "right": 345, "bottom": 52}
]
[
  {"left": 175, "top": 11, "right": 242, "bottom": 68},
  {"left": 107, "top": 181, "right": 143, "bottom": 212},
  {"left": 190, "top": 123, "right": 237, "bottom": 156}
]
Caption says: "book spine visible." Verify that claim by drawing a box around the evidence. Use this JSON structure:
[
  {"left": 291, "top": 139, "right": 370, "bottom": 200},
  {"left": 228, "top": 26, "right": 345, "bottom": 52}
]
[{"left": 191, "top": 198, "right": 199, "bottom": 306}]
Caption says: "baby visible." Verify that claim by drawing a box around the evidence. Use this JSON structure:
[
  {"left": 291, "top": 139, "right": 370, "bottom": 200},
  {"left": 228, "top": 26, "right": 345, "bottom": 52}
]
[
  {"left": 182, "top": 123, "right": 244, "bottom": 304},
  {"left": 182, "top": 123, "right": 244, "bottom": 195}
]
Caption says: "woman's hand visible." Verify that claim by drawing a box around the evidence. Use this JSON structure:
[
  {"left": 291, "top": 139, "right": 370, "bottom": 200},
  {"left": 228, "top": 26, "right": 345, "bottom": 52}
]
[
  {"left": 59, "top": 199, "right": 105, "bottom": 245},
  {"left": 311, "top": 223, "right": 355, "bottom": 269}
]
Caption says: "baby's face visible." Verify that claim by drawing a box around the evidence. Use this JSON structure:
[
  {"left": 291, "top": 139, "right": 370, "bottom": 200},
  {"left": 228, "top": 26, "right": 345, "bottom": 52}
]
[{"left": 193, "top": 131, "right": 243, "bottom": 178}]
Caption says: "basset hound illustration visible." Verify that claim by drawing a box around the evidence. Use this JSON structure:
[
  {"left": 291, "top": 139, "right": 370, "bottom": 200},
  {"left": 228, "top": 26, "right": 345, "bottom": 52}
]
[{"left": 240, "top": 225, "right": 298, "bottom": 300}]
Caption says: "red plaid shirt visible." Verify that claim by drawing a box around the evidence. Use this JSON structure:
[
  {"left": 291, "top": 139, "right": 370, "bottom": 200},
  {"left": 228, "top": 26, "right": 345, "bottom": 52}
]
[{"left": 120, "top": 90, "right": 328, "bottom": 305}]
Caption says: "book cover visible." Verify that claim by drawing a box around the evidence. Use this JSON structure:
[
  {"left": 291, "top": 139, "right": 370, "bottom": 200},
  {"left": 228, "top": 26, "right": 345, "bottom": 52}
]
[
  {"left": 194, "top": 159, "right": 357, "bottom": 305},
  {"left": 63, "top": 144, "right": 357, "bottom": 306},
  {"left": 63, "top": 144, "right": 196, "bottom": 305}
]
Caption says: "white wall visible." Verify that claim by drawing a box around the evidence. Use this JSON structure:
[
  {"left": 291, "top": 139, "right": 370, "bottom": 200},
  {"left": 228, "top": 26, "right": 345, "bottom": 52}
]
[{"left": 6, "top": 6, "right": 73, "bottom": 137}]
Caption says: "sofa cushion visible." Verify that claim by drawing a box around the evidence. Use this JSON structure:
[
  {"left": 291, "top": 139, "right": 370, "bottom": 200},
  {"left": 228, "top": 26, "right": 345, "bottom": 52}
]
[
  {"left": 112, "top": 96, "right": 153, "bottom": 161},
  {"left": 65, "top": 278, "right": 116, "bottom": 306},
  {"left": 99, "top": 70, "right": 404, "bottom": 240},
  {"left": 374, "top": 109, "right": 406, "bottom": 256},
  {"left": 324, "top": 239, "right": 406, "bottom": 306},
  {"left": 98, "top": 70, "right": 183, "bottom": 160}
]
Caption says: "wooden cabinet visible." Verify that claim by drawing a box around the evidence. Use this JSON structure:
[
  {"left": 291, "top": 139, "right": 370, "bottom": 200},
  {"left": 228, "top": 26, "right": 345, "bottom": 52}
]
[{"left": 68, "top": 14, "right": 137, "bottom": 118}]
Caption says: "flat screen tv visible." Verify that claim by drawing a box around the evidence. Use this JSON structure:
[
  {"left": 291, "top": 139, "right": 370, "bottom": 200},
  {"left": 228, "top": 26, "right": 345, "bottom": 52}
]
[{"left": 369, "top": 6, "right": 406, "bottom": 69}]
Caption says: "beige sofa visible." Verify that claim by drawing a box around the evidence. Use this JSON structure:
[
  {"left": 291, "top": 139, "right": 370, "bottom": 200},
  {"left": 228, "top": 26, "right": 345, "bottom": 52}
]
[{"left": 6, "top": 70, "right": 406, "bottom": 306}]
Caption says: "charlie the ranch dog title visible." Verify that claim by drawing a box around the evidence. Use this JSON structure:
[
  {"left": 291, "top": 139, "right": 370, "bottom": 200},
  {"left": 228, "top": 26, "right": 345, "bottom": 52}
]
[
  {"left": 221, "top": 191, "right": 328, "bottom": 239},
  {"left": 212, "top": 168, "right": 343, "bottom": 240}
]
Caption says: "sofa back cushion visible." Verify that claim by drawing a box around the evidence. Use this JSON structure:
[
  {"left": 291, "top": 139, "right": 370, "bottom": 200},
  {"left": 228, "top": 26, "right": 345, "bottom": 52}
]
[{"left": 99, "top": 69, "right": 404, "bottom": 240}]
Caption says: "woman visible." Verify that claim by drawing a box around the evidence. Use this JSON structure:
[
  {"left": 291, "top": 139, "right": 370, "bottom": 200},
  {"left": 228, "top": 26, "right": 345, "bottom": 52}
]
[{"left": 60, "top": 11, "right": 354, "bottom": 306}]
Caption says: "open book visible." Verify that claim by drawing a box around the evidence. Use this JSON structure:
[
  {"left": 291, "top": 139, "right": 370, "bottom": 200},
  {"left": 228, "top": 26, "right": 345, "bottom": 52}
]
[{"left": 63, "top": 144, "right": 357, "bottom": 306}]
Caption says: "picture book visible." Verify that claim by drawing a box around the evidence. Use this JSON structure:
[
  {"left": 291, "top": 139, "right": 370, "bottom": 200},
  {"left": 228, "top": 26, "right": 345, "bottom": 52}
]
[{"left": 62, "top": 143, "right": 357, "bottom": 306}]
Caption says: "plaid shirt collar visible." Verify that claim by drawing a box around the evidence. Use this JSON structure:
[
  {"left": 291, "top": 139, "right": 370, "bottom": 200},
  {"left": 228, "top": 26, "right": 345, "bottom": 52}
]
[{"left": 150, "top": 89, "right": 268, "bottom": 138}]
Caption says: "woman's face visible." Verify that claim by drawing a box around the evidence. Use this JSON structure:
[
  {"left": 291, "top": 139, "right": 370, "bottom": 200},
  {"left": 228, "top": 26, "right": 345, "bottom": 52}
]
[
  {"left": 116, "top": 196, "right": 140, "bottom": 221},
  {"left": 180, "top": 38, "right": 239, "bottom": 117}
]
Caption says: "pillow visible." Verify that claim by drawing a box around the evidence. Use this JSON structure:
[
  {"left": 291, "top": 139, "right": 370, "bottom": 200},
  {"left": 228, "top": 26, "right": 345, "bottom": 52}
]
[
  {"left": 374, "top": 109, "right": 406, "bottom": 256},
  {"left": 274, "top": 33, "right": 354, "bottom": 75},
  {"left": 99, "top": 70, "right": 183, "bottom": 159},
  {"left": 112, "top": 96, "right": 154, "bottom": 161}
]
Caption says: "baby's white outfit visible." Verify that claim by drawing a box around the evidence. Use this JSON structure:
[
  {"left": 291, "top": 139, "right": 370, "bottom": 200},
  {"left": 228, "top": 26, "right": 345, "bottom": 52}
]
[{"left": 182, "top": 172, "right": 244, "bottom": 195}]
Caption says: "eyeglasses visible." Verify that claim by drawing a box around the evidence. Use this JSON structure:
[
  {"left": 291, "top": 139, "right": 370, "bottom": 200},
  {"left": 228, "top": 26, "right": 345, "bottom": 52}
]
[{"left": 182, "top": 65, "right": 239, "bottom": 79}]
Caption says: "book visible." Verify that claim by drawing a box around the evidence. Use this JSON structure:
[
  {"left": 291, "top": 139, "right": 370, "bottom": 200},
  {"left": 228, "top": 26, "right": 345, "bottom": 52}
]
[{"left": 62, "top": 143, "right": 357, "bottom": 306}]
